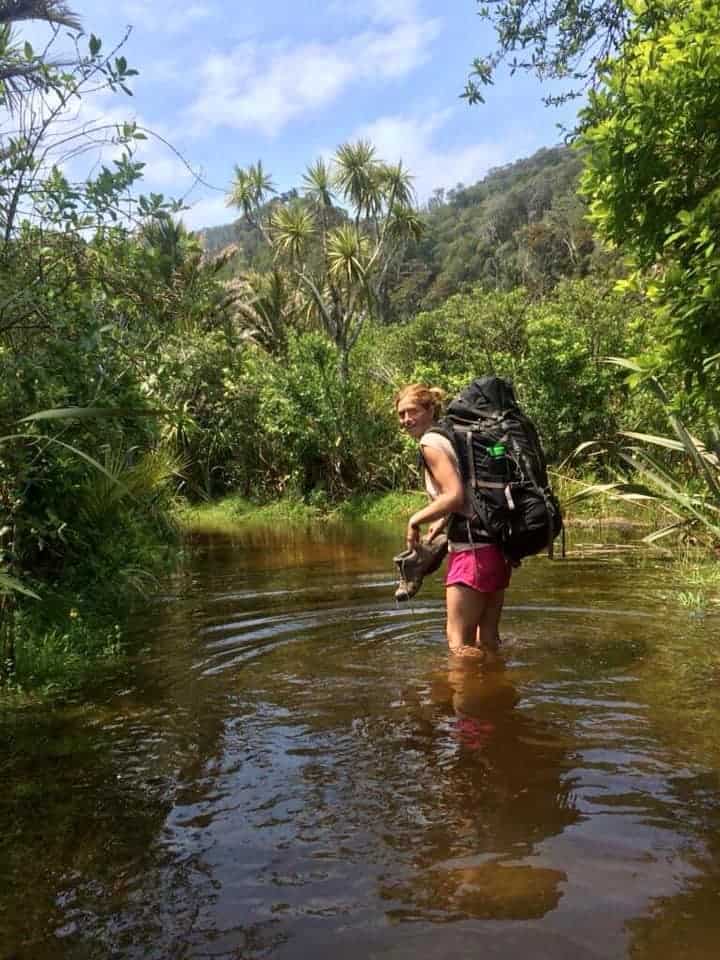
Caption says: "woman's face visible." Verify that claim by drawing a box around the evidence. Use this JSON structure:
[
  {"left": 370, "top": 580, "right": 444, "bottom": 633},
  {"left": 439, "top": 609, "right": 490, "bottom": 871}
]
[{"left": 396, "top": 398, "right": 434, "bottom": 440}]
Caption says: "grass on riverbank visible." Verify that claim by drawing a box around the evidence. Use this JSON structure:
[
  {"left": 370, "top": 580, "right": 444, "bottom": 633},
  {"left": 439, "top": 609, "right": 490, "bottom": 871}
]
[
  {"left": 550, "top": 471, "right": 666, "bottom": 529},
  {"left": 178, "top": 491, "right": 427, "bottom": 534},
  {"left": 1, "top": 540, "right": 179, "bottom": 701},
  {"left": 668, "top": 553, "right": 720, "bottom": 615},
  {"left": 2, "top": 600, "right": 126, "bottom": 701}
]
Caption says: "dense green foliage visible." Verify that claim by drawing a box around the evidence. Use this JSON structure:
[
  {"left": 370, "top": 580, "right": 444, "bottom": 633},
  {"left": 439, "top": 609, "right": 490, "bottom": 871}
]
[
  {"left": 579, "top": 0, "right": 720, "bottom": 391},
  {"left": 0, "top": 9, "right": 243, "bottom": 688},
  {"left": 383, "top": 278, "right": 648, "bottom": 462}
]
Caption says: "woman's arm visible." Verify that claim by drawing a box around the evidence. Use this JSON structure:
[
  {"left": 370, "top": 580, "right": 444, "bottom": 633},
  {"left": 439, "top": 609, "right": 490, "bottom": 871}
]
[{"left": 406, "top": 445, "right": 464, "bottom": 546}]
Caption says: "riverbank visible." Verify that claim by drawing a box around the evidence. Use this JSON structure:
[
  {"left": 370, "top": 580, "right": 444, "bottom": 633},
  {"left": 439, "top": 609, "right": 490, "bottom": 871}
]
[
  {"left": 178, "top": 481, "right": 660, "bottom": 535},
  {"left": 178, "top": 490, "right": 427, "bottom": 534},
  {"left": 1, "top": 541, "right": 179, "bottom": 701}
]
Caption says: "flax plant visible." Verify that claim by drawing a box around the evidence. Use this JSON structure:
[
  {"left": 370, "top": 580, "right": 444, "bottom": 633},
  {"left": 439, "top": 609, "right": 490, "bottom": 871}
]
[{"left": 568, "top": 359, "right": 720, "bottom": 547}]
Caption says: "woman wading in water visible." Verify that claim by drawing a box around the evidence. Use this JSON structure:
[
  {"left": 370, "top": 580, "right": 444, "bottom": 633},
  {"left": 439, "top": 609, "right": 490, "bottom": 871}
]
[{"left": 395, "top": 384, "right": 511, "bottom": 659}]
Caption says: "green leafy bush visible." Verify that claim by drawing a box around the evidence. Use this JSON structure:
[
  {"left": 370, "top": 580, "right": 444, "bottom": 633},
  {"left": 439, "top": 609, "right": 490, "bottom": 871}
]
[{"left": 517, "top": 280, "right": 646, "bottom": 461}]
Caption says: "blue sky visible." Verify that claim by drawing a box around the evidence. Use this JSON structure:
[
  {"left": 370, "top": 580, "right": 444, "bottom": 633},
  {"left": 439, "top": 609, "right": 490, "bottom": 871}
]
[{"left": 23, "top": 1, "right": 579, "bottom": 229}]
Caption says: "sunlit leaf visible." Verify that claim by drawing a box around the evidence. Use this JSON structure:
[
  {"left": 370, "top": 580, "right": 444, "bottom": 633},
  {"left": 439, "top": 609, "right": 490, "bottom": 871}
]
[
  {"left": 0, "top": 572, "right": 40, "bottom": 600},
  {"left": 19, "top": 406, "right": 159, "bottom": 423},
  {"left": 619, "top": 431, "right": 685, "bottom": 452},
  {"left": 642, "top": 522, "right": 687, "bottom": 543}
]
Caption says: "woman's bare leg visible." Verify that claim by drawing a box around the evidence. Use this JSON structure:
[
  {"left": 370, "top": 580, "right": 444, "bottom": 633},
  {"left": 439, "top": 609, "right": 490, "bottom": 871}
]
[
  {"left": 477, "top": 589, "right": 505, "bottom": 655},
  {"left": 446, "top": 584, "right": 488, "bottom": 657}
]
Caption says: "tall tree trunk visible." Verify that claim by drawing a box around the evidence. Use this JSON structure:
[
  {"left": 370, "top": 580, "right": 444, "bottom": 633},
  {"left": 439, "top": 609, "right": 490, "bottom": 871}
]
[
  {"left": 0, "top": 596, "right": 16, "bottom": 682},
  {"left": 338, "top": 346, "right": 350, "bottom": 386}
]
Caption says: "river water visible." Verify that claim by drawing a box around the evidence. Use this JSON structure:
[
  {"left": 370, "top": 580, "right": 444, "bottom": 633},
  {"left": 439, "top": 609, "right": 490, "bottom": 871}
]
[{"left": 3, "top": 522, "right": 720, "bottom": 959}]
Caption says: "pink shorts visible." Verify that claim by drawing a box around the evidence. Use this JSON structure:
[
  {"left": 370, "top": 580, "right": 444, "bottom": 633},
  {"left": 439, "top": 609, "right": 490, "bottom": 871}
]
[{"left": 445, "top": 545, "right": 511, "bottom": 593}]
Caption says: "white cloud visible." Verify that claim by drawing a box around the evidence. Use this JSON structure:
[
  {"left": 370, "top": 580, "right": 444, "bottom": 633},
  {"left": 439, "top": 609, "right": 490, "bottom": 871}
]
[
  {"left": 350, "top": 110, "right": 510, "bottom": 200},
  {"left": 120, "top": 1, "right": 214, "bottom": 35},
  {"left": 182, "top": 192, "right": 233, "bottom": 231},
  {"left": 189, "top": 41, "right": 350, "bottom": 136},
  {"left": 359, "top": 19, "right": 438, "bottom": 78},
  {"left": 186, "top": 10, "right": 441, "bottom": 137},
  {"left": 329, "top": 0, "right": 423, "bottom": 25}
]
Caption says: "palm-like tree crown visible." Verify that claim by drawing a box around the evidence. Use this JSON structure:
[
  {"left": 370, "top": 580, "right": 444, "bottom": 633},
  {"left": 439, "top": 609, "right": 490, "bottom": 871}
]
[
  {"left": 326, "top": 224, "right": 369, "bottom": 286},
  {"left": 229, "top": 268, "right": 298, "bottom": 354},
  {"left": 385, "top": 203, "right": 424, "bottom": 243},
  {"left": 271, "top": 203, "right": 315, "bottom": 262},
  {"left": 140, "top": 216, "right": 202, "bottom": 280},
  {"left": 379, "top": 161, "right": 415, "bottom": 209},
  {"left": 0, "top": 0, "right": 81, "bottom": 28},
  {"left": 227, "top": 161, "right": 275, "bottom": 220},
  {"left": 333, "top": 140, "right": 380, "bottom": 219},
  {"left": 302, "top": 158, "right": 334, "bottom": 209}
]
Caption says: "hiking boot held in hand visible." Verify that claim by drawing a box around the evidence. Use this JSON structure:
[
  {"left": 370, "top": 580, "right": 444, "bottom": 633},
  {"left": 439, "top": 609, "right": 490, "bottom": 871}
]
[{"left": 394, "top": 534, "right": 449, "bottom": 602}]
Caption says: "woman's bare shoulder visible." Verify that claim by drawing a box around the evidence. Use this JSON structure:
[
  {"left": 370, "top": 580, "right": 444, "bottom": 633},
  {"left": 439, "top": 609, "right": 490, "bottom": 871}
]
[{"left": 420, "top": 431, "right": 458, "bottom": 462}]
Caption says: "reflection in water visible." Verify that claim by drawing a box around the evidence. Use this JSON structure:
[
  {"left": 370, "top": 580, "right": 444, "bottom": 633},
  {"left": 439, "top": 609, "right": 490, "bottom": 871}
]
[
  {"left": 625, "top": 769, "right": 720, "bottom": 960},
  {"left": 2, "top": 524, "right": 720, "bottom": 959},
  {"left": 382, "top": 662, "right": 573, "bottom": 921},
  {"left": 385, "top": 861, "right": 566, "bottom": 922},
  {"left": 0, "top": 707, "right": 177, "bottom": 958}
]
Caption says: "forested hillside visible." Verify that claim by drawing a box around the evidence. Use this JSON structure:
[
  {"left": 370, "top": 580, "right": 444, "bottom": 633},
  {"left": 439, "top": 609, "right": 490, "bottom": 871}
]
[{"left": 201, "top": 145, "right": 603, "bottom": 318}]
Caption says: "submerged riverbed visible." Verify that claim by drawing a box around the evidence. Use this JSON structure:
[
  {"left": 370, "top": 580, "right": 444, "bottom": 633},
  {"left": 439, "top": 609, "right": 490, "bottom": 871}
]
[{"left": 3, "top": 522, "right": 720, "bottom": 959}]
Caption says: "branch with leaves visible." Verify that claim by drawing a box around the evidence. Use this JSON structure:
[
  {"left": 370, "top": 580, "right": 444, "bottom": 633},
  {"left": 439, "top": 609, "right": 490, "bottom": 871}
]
[{"left": 463, "top": 0, "right": 634, "bottom": 109}]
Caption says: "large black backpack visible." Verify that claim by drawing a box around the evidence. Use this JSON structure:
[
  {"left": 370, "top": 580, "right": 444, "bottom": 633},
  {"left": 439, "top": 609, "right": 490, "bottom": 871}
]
[{"left": 426, "top": 375, "right": 563, "bottom": 563}]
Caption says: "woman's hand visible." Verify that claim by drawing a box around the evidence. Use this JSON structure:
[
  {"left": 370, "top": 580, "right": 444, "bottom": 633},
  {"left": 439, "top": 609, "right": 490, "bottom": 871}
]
[
  {"left": 406, "top": 516, "right": 421, "bottom": 548},
  {"left": 426, "top": 518, "right": 447, "bottom": 542}
]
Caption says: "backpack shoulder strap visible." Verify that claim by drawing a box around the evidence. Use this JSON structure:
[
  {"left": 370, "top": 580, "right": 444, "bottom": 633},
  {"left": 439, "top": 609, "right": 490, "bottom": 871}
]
[{"left": 421, "top": 422, "right": 456, "bottom": 446}]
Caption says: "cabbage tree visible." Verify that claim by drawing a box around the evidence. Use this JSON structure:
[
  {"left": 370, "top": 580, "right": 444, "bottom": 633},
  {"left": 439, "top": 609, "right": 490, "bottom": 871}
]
[{"left": 228, "top": 141, "right": 423, "bottom": 381}]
